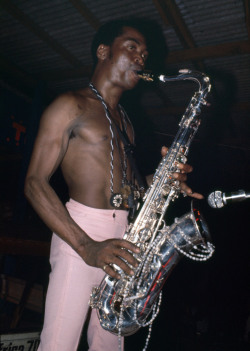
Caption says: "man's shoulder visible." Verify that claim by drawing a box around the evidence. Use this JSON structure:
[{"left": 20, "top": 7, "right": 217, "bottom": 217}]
[
  {"left": 43, "top": 87, "right": 95, "bottom": 120},
  {"left": 54, "top": 87, "right": 89, "bottom": 106},
  {"left": 54, "top": 87, "right": 98, "bottom": 113}
]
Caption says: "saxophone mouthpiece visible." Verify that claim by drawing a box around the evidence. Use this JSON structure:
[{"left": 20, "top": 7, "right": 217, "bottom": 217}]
[{"left": 137, "top": 70, "right": 154, "bottom": 82}]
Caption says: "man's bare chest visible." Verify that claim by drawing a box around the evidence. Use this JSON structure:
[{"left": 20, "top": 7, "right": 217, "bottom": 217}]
[{"left": 70, "top": 107, "right": 133, "bottom": 149}]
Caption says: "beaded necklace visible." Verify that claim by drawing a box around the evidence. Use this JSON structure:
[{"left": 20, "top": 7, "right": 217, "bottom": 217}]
[{"left": 89, "top": 82, "right": 137, "bottom": 209}]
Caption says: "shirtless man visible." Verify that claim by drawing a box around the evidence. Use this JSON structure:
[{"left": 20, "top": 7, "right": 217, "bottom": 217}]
[{"left": 24, "top": 19, "right": 203, "bottom": 351}]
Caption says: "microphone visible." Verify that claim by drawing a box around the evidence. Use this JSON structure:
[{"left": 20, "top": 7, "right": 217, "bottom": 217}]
[{"left": 207, "top": 190, "right": 250, "bottom": 208}]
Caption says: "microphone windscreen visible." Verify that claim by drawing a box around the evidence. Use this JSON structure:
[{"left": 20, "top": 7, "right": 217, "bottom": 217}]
[{"left": 207, "top": 191, "right": 224, "bottom": 208}]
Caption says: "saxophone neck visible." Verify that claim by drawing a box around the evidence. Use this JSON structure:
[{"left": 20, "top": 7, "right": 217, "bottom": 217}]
[{"left": 137, "top": 69, "right": 211, "bottom": 97}]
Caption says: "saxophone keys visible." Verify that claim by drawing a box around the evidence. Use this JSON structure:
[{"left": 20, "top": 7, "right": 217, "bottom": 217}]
[
  {"left": 175, "top": 152, "right": 187, "bottom": 164},
  {"left": 162, "top": 184, "right": 170, "bottom": 196}
]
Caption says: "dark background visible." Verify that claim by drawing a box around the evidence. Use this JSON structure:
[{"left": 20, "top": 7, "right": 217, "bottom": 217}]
[{"left": 1, "top": 1, "right": 250, "bottom": 350}]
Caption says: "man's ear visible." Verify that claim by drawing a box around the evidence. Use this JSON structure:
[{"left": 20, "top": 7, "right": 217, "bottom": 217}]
[{"left": 96, "top": 44, "right": 110, "bottom": 61}]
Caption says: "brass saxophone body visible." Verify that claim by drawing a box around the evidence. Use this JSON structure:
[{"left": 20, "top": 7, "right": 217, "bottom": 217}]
[{"left": 89, "top": 69, "right": 214, "bottom": 337}]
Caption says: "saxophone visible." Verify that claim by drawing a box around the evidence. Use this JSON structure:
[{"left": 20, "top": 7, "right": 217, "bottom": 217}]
[{"left": 89, "top": 69, "right": 215, "bottom": 339}]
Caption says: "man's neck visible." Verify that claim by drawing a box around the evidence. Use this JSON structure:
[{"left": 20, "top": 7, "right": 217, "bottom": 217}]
[{"left": 90, "top": 68, "right": 124, "bottom": 110}]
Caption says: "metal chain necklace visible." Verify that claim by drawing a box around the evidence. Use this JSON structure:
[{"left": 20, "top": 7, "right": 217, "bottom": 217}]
[{"left": 89, "top": 82, "right": 135, "bottom": 209}]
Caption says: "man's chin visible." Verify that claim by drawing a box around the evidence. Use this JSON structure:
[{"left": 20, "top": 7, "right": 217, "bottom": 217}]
[
  {"left": 126, "top": 71, "right": 140, "bottom": 88},
  {"left": 131, "top": 70, "right": 140, "bottom": 82}
]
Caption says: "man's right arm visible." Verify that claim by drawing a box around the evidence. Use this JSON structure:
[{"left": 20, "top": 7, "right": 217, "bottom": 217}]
[{"left": 24, "top": 93, "right": 90, "bottom": 253}]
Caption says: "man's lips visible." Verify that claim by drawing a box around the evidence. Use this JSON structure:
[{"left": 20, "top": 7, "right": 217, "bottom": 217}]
[
  {"left": 133, "top": 71, "right": 140, "bottom": 79},
  {"left": 130, "top": 69, "right": 143, "bottom": 80}
]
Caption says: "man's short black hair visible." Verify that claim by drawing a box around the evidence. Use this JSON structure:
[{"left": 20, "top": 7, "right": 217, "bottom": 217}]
[{"left": 91, "top": 18, "right": 168, "bottom": 71}]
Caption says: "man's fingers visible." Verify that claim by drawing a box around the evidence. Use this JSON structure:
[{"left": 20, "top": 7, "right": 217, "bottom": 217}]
[
  {"left": 113, "top": 256, "right": 135, "bottom": 276},
  {"left": 118, "top": 240, "right": 140, "bottom": 254},
  {"left": 173, "top": 172, "right": 187, "bottom": 182},
  {"left": 114, "top": 240, "right": 140, "bottom": 271},
  {"left": 102, "top": 254, "right": 137, "bottom": 279},
  {"left": 115, "top": 247, "right": 139, "bottom": 267},
  {"left": 188, "top": 192, "right": 204, "bottom": 200},
  {"left": 99, "top": 239, "right": 140, "bottom": 279},
  {"left": 104, "top": 264, "right": 121, "bottom": 279},
  {"left": 177, "top": 162, "right": 193, "bottom": 173},
  {"left": 181, "top": 183, "right": 204, "bottom": 199},
  {"left": 161, "top": 146, "right": 168, "bottom": 156}
]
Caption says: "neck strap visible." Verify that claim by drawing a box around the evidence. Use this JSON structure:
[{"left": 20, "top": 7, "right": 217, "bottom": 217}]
[
  {"left": 89, "top": 82, "right": 129, "bottom": 193},
  {"left": 111, "top": 114, "right": 146, "bottom": 190}
]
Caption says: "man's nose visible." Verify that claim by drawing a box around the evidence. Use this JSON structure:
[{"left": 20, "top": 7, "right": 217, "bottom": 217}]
[{"left": 134, "top": 55, "right": 145, "bottom": 67}]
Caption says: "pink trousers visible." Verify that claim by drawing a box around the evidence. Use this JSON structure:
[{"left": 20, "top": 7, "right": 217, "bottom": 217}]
[{"left": 38, "top": 199, "right": 128, "bottom": 351}]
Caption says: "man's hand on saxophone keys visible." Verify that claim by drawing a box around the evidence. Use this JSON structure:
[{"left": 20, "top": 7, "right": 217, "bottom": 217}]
[{"left": 145, "top": 146, "right": 204, "bottom": 200}]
